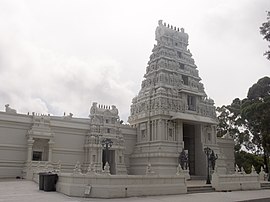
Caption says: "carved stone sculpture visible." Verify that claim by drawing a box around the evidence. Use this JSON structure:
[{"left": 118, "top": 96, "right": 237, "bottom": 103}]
[
  {"left": 251, "top": 165, "right": 257, "bottom": 175},
  {"left": 179, "top": 149, "right": 188, "bottom": 170},
  {"left": 73, "top": 161, "right": 82, "bottom": 175},
  {"left": 5, "top": 104, "right": 17, "bottom": 114},
  {"left": 102, "top": 162, "right": 110, "bottom": 175},
  {"left": 209, "top": 150, "right": 218, "bottom": 170},
  {"left": 235, "top": 164, "right": 240, "bottom": 174},
  {"left": 146, "top": 163, "right": 155, "bottom": 175},
  {"left": 86, "top": 162, "right": 96, "bottom": 175},
  {"left": 259, "top": 166, "right": 267, "bottom": 181},
  {"left": 176, "top": 164, "right": 183, "bottom": 175}
]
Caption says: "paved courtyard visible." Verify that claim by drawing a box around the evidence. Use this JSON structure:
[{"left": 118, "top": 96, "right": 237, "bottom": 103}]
[{"left": 0, "top": 179, "right": 270, "bottom": 202}]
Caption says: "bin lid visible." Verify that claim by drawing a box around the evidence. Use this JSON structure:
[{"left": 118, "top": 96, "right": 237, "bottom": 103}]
[
  {"left": 38, "top": 172, "right": 48, "bottom": 175},
  {"left": 44, "top": 173, "right": 58, "bottom": 176}
]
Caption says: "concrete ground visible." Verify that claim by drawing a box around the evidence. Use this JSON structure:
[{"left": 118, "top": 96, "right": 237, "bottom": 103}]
[{"left": 0, "top": 179, "right": 270, "bottom": 202}]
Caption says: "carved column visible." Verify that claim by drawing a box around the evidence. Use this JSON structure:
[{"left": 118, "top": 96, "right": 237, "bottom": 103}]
[
  {"left": 212, "top": 125, "right": 217, "bottom": 144},
  {"left": 48, "top": 139, "right": 54, "bottom": 162},
  {"left": 137, "top": 125, "right": 141, "bottom": 142},
  {"left": 201, "top": 124, "right": 205, "bottom": 143},
  {"left": 147, "top": 120, "right": 151, "bottom": 141},
  {"left": 84, "top": 147, "right": 88, "bottom": 165},
  {"left": 98, "top": 146, "right": 102, "bottom": 170},
  {"left": 164, "top": 120, "right": 168, "bottom": 140},
  {"left": 177, "top": 121, "right": 183, "bottom": 142},
  {"left": 153, "top": 120, "right": 156, "bottom": 140},
  {"left": 157, "top": 119, "right": 162, "bottom": 140},
  {"left": 27, "top": 138, "right": 35, "bottom": 162}
]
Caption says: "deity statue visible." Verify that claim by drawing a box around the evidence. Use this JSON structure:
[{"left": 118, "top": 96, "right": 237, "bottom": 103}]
[
  {"left": 146, "top": 163, "right": 155, "bottom": 175},
  {"left": 86, "top": 162, "right": 96, "bottom": 175},
  {"left": 179, "top": 149, "right": 188, "bottom": 170},
  {"left": 103, "top": 162, "right": 110, "bottom": 175},
  {"left": 235, "top": 164, "right": 240, "bottom": 173},
  {"left": 73, "top": 161, "right": 82, "bottom": 174},
  {"left": 5, "top": 104, "right": 17, "bottom": 114},
  {"left": 90, "top": 102, "right": 98, "bottom": 115},
  {"left": 176, "top": 164, "right": 183, "bottom": 175},
  {"left": 209, "top": 150, "right": 218, "bottom": 170},
  {"left": 251, "top": 165, "right": 256, "bottom": 174}
]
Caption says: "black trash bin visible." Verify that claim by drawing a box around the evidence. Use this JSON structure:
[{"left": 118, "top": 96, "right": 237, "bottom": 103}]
[
  {"left": 43, "top": 173, "right": 58, "bottom": 192},
  {"left": 38, "top": 172, "right": 47, "bottom": 190}
]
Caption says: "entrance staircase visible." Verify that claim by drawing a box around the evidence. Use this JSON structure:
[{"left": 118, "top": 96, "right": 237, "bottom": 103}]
[
  {"left": 190, "top": 175, "right": 206, "bottom": 180},
  {"left": 187, "top": 185, "right": 215, "bottom": 194},
  {"left": 187, "top": 176, "right": 270, "bottom": 194},
  {"left": 187, "top": 177, "right": 215, "bottom": 194}
]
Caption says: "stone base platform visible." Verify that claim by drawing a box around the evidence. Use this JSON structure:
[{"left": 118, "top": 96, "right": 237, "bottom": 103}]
[
  {"left": 212, "top": 172, "right": 261, "bottom": 191},
  {"left": 56, "top": 173, "right": 187, "bottom": 198}
]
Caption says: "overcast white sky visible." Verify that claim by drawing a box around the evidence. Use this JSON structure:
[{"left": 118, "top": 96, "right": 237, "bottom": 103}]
[{"left": 0, "top": 0, "right": 269, "bottom": 122}]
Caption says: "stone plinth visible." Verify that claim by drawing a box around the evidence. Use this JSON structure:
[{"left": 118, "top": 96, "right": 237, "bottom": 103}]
[
  {"left": 56, "top": 173, "right": 187, "bottom": 198},
  {"left": 211, "top": 172, "right": 261, "bottom": 191}
]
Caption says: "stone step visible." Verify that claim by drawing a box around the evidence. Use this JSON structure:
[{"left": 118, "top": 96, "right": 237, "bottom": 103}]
[
  {"left": 187, "top": 185, "right": 215, "bottom": 194},
  {"left": 190, "top": 175, "right": 206, "bottom": 180},
  {"left": 261, "top": 182, "right": 270, "bottom": 189}
]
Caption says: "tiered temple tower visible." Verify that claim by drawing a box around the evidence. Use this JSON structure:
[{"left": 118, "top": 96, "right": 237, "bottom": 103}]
[
  {"left": 84, "top": 102, "right": 127, "bottom": 174},
  {"left": 128, "top": 20, "right": 219, "bottom": 176}
]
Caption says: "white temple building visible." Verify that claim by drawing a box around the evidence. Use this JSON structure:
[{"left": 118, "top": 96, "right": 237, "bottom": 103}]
[{"left": 0, "top": 20, "right": 234, "bottom": 179}]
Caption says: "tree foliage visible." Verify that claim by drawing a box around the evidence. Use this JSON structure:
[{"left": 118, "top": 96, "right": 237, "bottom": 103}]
[
  {"left": 216, "top": 98, "right": 250, "bottom": 152},
  {"left": 260, "top": 11, "right": 270, "bottom": 60},
  {"left": 241, "top": 77, "right": 270, "bottom": 151},
  {"left": 235, "top": 151, "right": 264, "bottom": 174},
  {"left": 241, "top": 77, "right": 270, "bottom": 172},
  {"left": 217, "top": 76, "right": 270, "bottom": 172}
]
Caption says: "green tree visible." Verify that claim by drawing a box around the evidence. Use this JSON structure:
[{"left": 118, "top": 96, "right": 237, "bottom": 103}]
[
  {"left": 260, "top": 11, "right": 270, "bottom": 60},
  {"left": 235, "top": 151, "right": 264, "bottom": 174},
  {"left": 216, "top": 76, "right": 270, "bottom": 176},
  {"left": 241, "top": 76, "right": 270, "bottom": 173},
  {"left": 216, "top": 98, "right": 250, "bottom": 152}
]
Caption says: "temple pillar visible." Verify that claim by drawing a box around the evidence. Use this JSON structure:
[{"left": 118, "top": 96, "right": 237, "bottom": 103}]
[
  {"left": 27, "top": 138, "right": 35, "bottom": 162},
  {"left": 137, "top": 125, "right": 141, "bottom": 142},
  {"left": 212, "top": 125, "right": 217, "bottom": 144},
  {"left": 48, "top": 139, "right": 54, "bottom": 162},
  {"left": 164, "top": 120, "right": 168, "bottom": 140},
  {"left": 98, "top": 146, "right": 102, "bottom": 171},
  {"left": 177, "top": 121, "right": 183, "bottom": 142},
  {"left": 147, "top": 120, "right": 150, "bottom": 141},
  {"left": 153, "top": 120, "right": 156, "bottom": 140},
  {"left": 157, "top": 119, "right": 162, "bottom": 140}
]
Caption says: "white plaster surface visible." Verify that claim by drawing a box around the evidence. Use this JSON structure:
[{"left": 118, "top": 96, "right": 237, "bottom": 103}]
[
  {"left": 212, "top": 172, "right": 261, "bottom": 191},
  {"left": 56, "top": 173, "right": 187, "bottom": 198},
  {"left": 1, "top": 180, "right": 270, "bottom": 202}
]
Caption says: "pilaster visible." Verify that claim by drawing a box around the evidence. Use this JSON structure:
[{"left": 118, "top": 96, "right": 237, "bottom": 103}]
[
  {"left": 27, "top": 138, "right": 35, "bottom": 162},
  {"left": 48, "top": 139, "right": 55, "bottom": 162},
  {"left": 147, "top": 120, "right": 150, "bottom": 141}
]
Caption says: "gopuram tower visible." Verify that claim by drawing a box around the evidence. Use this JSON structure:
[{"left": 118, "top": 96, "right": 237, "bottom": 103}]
[{"left": 128, "top": 20, "right": 219, "bottom": 176}]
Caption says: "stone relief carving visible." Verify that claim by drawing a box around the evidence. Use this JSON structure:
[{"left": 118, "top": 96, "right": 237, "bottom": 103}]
[
  {"left": 86, "top": 162, "right": 96, "bottom": 175},
  {"left": 102, "top": 162, "right": 111, "bottom": 175},
  {"left": 73, "top": 161, "right": 82, "bottom": 175},
  {"left": 146, "top": 163, "right": 155, "bottom": 175}
]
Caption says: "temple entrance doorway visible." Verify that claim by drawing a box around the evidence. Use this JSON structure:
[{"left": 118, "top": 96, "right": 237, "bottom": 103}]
[
  {"left": 183, "top": 124, "right": 196, "bottom": 175},
  {"left": 32, "top": 138, "right": 49, "bottom": 161},
  {"left": 102, "top": 150, "right": 116, "bottom": 174}
]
